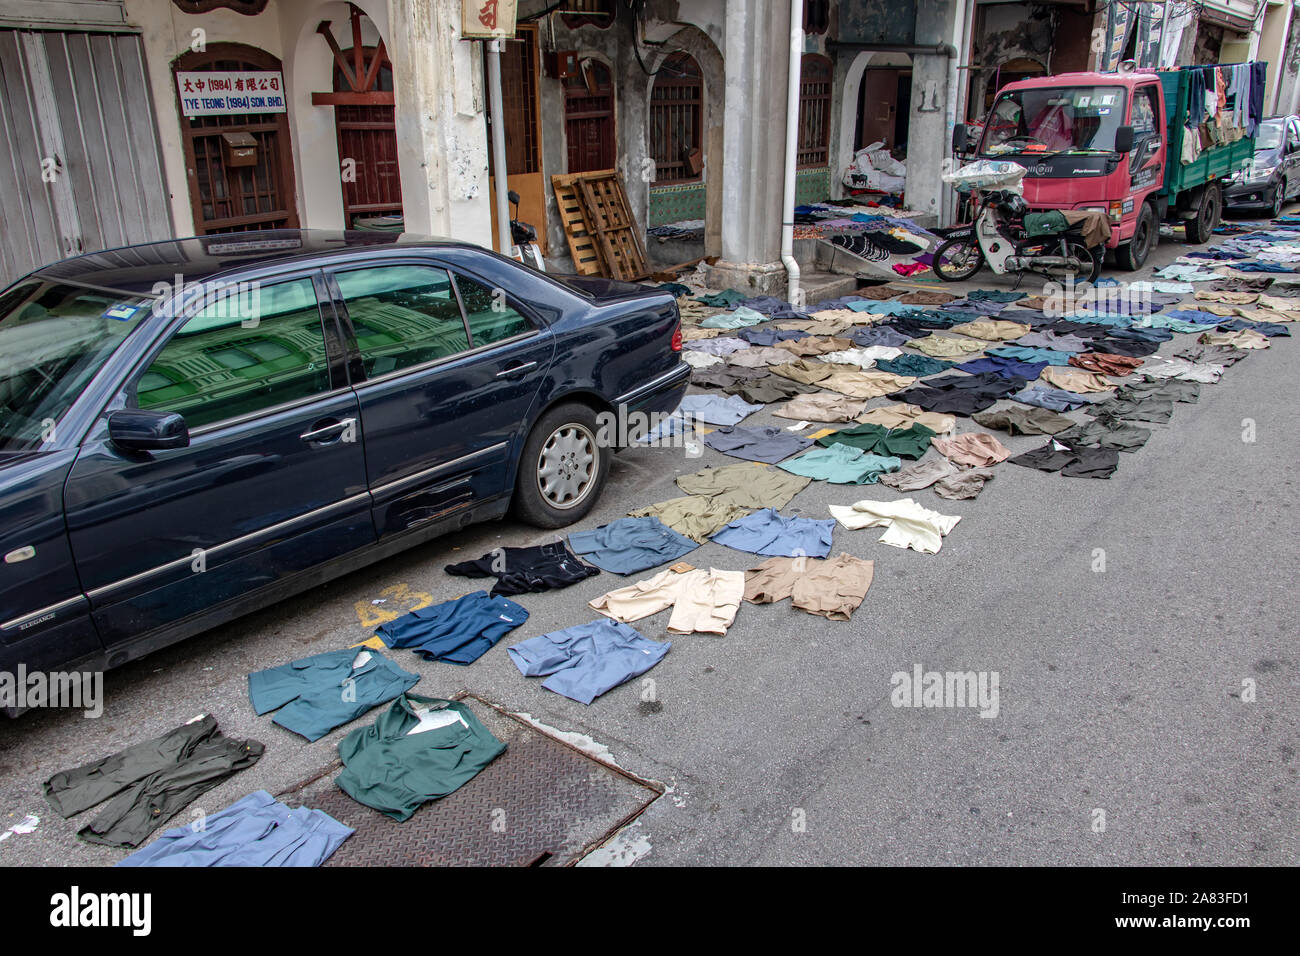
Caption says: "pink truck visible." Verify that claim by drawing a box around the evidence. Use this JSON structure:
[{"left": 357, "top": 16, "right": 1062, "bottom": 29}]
[{"left": 953, "top": 66, "right": 1260, "bottom": 269}]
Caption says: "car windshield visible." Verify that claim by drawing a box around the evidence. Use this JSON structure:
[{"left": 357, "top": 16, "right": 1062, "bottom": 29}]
[
  {"left": 981, "top": 86, "right": 1128, "bottom": 156},
  {"left": 1256, "top": 121, "right": 1284, "bottom": 151},
  {"left": 0, "top": 281, "right": 150, "bottom": 451}
]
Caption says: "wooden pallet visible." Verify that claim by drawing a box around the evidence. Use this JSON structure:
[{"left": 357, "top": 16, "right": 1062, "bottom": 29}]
[{"left": 550, "top": 170, "right": 649, "bottom": 280}]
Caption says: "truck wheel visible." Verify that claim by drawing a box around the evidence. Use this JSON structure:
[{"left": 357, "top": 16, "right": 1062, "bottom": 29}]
[
  {"left": 1185, "top": 183, "right": 1222, "bottom": 244},
  {"left": 1116, "top": 203, "right": 1157, "bottom": 271},
  {"left": 512, "top": 402, "right": 610, "bottom": 529},
  {"left": 932, "top": 235, "right": 984, "bottom": 281}
]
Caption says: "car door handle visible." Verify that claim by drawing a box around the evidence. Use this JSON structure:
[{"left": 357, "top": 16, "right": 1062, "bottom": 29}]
[
  {"left": 300, "top": 417, "right": 355, "bottom": 442},
  {"left": 496, "top": 361, "right": 537, "bottom": 379}
]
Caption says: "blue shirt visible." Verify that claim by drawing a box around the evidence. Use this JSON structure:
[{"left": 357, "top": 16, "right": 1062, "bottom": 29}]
[
  {"left": 248, "top": 648, "right": 420, "bottom": 742},
  {"left": 508, "top": 620, "right": 671, "bottom": 705},
  {"left": 377, "top": 591, "right": 528, "bottom": 665},
  {"left": 678, "top": 394, "right": 764, "bottom": 425},
  {"left": 710, "top": 508, "right": 834, "bottom": 558},
  {"left": 117, "top": 790, "right": 352, "bottom": 867},
  {"left": 569, "top": 516, "right": 698, "bottom": 575}
]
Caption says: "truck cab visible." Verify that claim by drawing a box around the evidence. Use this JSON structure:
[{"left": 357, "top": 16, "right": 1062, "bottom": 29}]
[{"left": 955, "top": 69, "right": 1254, "bottom": 270}]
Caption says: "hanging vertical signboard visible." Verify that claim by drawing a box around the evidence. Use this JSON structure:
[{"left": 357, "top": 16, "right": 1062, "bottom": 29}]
[{"left": 461, "top": 0, "right": 519, "bottom": 39}]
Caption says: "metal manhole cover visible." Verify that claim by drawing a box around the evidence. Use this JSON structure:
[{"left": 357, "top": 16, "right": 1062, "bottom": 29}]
[{"left": 277, "top": 695, "right": 660, "bottom": 866}]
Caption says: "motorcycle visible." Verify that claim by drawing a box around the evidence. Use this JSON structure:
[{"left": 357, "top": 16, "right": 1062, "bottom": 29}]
[
  {"left": 933, "top": 161, "right": 1102, "bottom": 285},
  {"left": 508, "top": 190, "right": 545, "bottom": 271}
]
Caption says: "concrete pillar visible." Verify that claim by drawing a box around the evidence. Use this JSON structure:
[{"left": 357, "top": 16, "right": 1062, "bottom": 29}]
[
  {"left": 907, "top": 0, "right": 961, "bottom": 223},
  {"left": 386, "top": 0, "right": 492, "bottom": 245},
  {"left": 706, "top": 0, "right": 793, "bottom": 295}
]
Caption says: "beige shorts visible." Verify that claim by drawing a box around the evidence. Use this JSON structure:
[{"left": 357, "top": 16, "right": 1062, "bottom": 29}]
[{"left": 590, "top": 568, "right": 745, "bottom": 635}]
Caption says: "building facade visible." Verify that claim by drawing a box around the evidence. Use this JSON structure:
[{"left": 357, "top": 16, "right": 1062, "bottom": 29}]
[{"left": 2, "top": 0, "right": 1299, "bottom": 292}]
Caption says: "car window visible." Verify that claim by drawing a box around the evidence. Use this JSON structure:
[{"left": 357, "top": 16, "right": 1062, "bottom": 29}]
[
  {"left": 135, "top": 278, "right": 330, "bottom": 429},
  {"left": 454, "top": 273, "right": 534, "bottom": 346},
  {"left": 334, "top": 265, "right": 471, "bottom": 376}
]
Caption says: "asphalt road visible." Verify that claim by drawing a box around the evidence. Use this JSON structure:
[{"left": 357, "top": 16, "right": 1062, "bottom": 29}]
[{"left": 1, "top": 214, "right": 1296, "bottom": 867}]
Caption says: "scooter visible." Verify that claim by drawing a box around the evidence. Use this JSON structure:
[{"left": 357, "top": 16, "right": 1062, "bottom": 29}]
[
  {"left": 508, "top": 190, "right": 545, "bottom": 271},
  {"left": 934, "top": 162, "right": 1102, "bottom": 285}
]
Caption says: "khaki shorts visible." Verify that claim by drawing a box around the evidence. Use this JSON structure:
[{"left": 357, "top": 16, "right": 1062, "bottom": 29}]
[
  {"left": 590, "top": 568, "right": 745, "bottom": 635},
  {"left": 743, "top": 553, "right": 874, "bottom": 621}
]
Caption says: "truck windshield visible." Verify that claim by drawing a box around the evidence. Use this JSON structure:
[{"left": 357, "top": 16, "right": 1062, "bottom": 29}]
[
  {"left": 980, "top": 86, "right": 1128, "bottom": 156},
  {"left": 0, "top": 280, "right": 150, "bottom": 451}
]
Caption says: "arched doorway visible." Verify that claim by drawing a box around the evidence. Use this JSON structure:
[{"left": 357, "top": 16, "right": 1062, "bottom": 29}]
[
  {"left": 173, "top": 43, "right": 300, "bottom": 234},
  {"left": 314, "top": 5, "right": 401, "bottom": 227},
  {"left": 564, "top": 59, "right": 615, "bottom": 174}
]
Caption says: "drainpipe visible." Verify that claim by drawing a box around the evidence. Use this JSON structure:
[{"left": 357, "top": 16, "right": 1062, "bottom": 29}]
[
  {"left": 943, "top": 0, "right": 970, "bottom": 227},
  {"left": 782, "top": 0, "right": 804, "bottom": 302},
  {"left": 486, "top": 39, "right": 512, "bottom": 256}
]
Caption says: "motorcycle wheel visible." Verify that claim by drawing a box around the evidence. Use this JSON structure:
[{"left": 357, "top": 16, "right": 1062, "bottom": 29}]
[
  {"left": 1063, "top": 238, "right": 1103, "bottom": 284},
  {"left": 932, "top": 235, "right": 985, "bottom": 282}
]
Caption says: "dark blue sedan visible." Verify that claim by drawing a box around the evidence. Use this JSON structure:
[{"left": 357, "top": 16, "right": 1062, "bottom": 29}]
[{"left": 0, "top": 230, "right": 686, "bottom": 682}]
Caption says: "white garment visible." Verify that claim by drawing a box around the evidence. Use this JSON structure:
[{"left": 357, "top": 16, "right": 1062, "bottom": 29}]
[
  {"left": 1140, "top": 358, "right": 1224, "bottom": 384},
  {"left": 828, "top": 498, "right": 962, "bottom": 555},
  {"left": 683, "top": 351, "right": 722, "bottom": 369},
  {"left": 821, "top": 346, "right": 904, "bottom": 369}
]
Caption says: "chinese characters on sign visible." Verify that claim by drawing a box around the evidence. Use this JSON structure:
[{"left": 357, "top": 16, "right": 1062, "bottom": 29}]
[
  {"left": 461, "top": 0, "right": 518, "bottom": 39},
  {"left": 176, "top": 71, "right": 287, "bottom": 117}
]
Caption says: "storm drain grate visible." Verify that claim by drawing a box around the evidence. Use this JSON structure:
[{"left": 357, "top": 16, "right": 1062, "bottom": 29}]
[{"left": 277, "top": 695, "right": 661, "bottom": 866}]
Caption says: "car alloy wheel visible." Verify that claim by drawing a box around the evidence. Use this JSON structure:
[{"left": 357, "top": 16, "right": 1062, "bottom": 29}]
[{"left": 536, "top": 423, "right": 597, "bottom": 510}]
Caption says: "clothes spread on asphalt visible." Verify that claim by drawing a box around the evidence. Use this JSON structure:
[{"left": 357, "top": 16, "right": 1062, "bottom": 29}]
[
  {"left": 445, "top": 542, "right": 600, "bottom": 596},
  {"left": 675, "top": 462, "right": 811, "bottom": 509},
  {"left": 249, "top": 649, "right": 421, "bottom": 742},
  {"left": 44, "top": 715, "right": 264, "bottom": 848},
  {"left": 1008, "top": 439, "right": 1121, "bottom": 479},
  {"left": 335, "top": 695, "right": 506, "bottom": 820},
  {"left": 972, "top": 406, "right": 1076, "bottom": 435},
  {"left": 930, "top": 432, "right": 1011, "bottom": 466},
  {"left": 678, "top": 393, "right": 764, "bottom": 425},
  {"left": 508, "top": 620, "right": 671, "bottom": 705},
  {"left": 568, "top": 516, "right": 699, "bottom": 575},
  {"left": 376, "top": 591, "right": 529, "bottom": 665},
  {"left": 116, "top": 791, "right": 352, "bottom": 867},
  {"left": 711, "top": 508, "right": 836, "bottom": 558},
  {"left": 778, "top": 443, "right": 903, "bottom": 485},
  {"left": 815, "top": 421, "right": 936, "bottom": 459},
  {"left": 628, "top": 496, "right": 751, "bottom": 542},
  {"left": 702, "top": 424, "right": 813, "bottom": 463},
  {"left": 828, "top": 498, "right": 961, "bottom": 554},
  {"left": 743, "top": 553, "right": 874, "bottom": 621},
  {"left": 590, "top": 568, "right": 745, "bottom": 635}
]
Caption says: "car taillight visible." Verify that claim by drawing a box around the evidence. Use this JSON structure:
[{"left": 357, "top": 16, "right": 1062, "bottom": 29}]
[{"left": 670, "top": 320, "right": 682, "bottom": 352}]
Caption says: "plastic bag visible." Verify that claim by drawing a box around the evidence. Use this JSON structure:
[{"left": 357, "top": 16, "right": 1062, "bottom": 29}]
[
  {"left": 843, "top": 141, "right": 906, "bottom": 192},
  {"left": 941, "top": 160, "right": 1027, "bottom": 193}
]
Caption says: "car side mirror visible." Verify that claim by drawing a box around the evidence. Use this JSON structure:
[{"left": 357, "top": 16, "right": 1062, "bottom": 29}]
[
  {"left": 1114, "top": 125, "right": 1135, "bottom": 153},
  {"left": 952, "top": 123, "right": 969, "bottom": 152},
  {"left": 108, "top": 409, "right": 189, "bottom": 451}
]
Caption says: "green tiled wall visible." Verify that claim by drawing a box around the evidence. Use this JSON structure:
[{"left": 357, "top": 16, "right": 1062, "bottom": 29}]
[{"left": 648, "top": 182, "right": 707, "bottom": 226}]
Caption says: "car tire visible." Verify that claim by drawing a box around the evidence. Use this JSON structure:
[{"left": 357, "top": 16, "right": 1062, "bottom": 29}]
[
  {"left": 511, "top": 401, "right": 610, "bottom": 529},
  {"left": 1185, "top": 182, "right": 1222, "bottom": 244},
  {"left": 1271, "top": 183, "right": 1284, "bottom": 218},
  {"left": 1116, "top": 203, "right": 1157, "bottom": 270}
]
